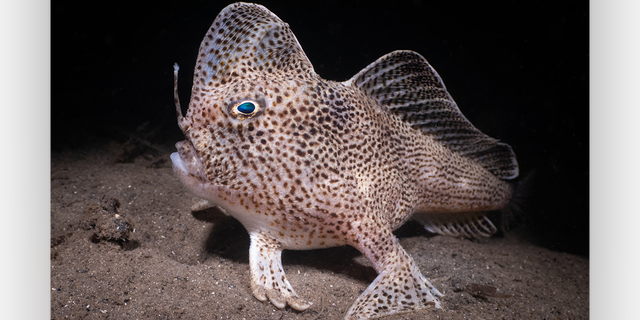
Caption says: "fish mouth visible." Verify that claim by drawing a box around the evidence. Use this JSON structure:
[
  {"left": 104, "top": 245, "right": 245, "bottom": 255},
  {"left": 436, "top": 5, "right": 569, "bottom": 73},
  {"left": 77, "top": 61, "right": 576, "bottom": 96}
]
[{"left": 171, "top": 140, "right": 206, "bottom": 182}]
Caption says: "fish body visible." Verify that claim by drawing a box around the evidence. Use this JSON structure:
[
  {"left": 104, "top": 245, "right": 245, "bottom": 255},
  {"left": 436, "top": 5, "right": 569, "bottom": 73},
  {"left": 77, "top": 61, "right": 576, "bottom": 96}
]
[{"left": 171, "top": 3, "right": 518, "bottom": 319}]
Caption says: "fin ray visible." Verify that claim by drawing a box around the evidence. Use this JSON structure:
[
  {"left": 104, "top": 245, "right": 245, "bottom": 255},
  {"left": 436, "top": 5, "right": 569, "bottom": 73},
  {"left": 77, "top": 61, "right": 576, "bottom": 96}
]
[{"left": 414, "top": 211, "right": 497, "bottom": 238}]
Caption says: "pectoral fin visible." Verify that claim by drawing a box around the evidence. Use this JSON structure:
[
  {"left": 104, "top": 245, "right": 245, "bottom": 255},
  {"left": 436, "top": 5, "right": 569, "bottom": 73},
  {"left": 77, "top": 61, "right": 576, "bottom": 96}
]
[{"left": 347, "top": 229, "right": 442, "bottom": 319}]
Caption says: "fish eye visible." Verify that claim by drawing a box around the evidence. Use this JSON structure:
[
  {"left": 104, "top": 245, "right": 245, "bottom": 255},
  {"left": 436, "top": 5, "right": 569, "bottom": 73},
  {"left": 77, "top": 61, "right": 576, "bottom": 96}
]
[
  {"left": 237, "top": 101, "right": 256, "bottom": 114},
  {"left": 230, "top": 100, "right": 261, "bottom": 119}
]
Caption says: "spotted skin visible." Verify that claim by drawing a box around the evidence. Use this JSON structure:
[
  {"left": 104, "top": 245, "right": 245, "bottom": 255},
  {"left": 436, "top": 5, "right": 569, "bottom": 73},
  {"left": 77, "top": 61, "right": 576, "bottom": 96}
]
[{"left": 171, "top": 3, "right": 518, "bottom": 319}]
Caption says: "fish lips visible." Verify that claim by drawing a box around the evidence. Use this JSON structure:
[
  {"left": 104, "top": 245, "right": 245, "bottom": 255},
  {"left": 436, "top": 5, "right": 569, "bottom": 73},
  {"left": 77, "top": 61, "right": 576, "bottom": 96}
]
[{"left": 171, "top": 140, "right": 206, "bottom": 182}]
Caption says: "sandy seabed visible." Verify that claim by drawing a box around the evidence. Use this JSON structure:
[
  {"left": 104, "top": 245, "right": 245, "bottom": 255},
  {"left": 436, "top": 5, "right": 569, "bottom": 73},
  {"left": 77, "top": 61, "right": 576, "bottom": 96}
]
[{"left": 51, "top": 144, "right": 588, "bottom": 320}]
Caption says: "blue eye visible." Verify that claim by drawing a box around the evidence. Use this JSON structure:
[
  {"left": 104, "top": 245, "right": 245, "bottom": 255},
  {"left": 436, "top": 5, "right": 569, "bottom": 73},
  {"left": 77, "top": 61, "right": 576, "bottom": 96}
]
[
  {"left": 231, "top": 100, "right": 261, "bottom": 119},
  {"left": 237, "top": 102, "right": 256, "bottom": 114}
]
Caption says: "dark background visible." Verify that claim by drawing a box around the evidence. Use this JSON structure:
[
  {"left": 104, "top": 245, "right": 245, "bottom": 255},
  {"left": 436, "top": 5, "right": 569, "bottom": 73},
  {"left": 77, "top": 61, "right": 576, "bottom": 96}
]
[{"left": 53, "top": 0, "right": 589, "bottom": 255}]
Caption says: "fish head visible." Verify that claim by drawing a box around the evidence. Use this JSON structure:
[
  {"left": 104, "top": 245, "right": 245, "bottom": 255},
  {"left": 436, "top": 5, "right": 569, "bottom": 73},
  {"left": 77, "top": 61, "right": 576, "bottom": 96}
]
[{"left": 171, "top": 3, "right": 320, "bottom": 206}]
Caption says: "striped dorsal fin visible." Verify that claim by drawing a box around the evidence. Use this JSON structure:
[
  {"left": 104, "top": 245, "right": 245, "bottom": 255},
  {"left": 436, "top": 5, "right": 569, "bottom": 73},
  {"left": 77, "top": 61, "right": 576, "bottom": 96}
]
[{"left": 346, "top": 50, "right": 518, "bottom": 179}]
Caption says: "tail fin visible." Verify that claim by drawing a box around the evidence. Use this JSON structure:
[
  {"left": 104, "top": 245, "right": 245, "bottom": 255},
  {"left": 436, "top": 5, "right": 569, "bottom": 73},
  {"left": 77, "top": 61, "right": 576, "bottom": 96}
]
[
  {"left": 496, "top": 169, "right": 536, "bottom": 233},
  {"left": 415, "top": 171, "right": 536, "bottom": 239}
]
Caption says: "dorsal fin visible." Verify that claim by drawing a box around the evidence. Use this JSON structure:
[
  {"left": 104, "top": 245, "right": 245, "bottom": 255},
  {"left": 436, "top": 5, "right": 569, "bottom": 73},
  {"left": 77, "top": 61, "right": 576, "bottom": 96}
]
[
  {"left": 345, "top": 50, "right": 519, "bottom": 179},
  {"left": 192, "top": 3, "right": 315, "bottom": 93}
]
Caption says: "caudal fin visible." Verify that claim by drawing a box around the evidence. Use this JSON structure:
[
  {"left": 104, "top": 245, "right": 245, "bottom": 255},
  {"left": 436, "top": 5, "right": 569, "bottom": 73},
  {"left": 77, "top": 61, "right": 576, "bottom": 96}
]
[{"left": 496, "top": 169, "right": 536, "bottom": 233}]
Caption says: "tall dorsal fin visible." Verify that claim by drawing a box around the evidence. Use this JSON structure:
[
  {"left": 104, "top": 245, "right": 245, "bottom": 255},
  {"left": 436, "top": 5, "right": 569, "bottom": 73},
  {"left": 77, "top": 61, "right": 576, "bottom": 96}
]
[
  {"left": 192, "top": 2, "right": 315, "bottom": 93},
  {"left": 345, "top": 50, "right": 519, "bottom": 180}
]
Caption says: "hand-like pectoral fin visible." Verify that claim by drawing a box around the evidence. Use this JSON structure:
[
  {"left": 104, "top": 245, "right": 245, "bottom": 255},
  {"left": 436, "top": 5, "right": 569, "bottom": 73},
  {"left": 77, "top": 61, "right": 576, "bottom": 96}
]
[{"left": 346, "top": 230, "right": 442, "bottom": 319}]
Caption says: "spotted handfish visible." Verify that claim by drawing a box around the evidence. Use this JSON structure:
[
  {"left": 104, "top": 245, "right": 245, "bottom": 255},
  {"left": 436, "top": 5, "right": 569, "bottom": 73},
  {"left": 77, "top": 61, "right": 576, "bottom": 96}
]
[{"left": 171, "top": 3, "right": 518, "bottom": 319}]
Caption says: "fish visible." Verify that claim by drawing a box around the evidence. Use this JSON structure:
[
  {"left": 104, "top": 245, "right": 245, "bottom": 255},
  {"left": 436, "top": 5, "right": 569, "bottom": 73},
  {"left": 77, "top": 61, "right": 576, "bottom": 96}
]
[{"left": 170, "top": 2, "right": 518, "bottom": 319}]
